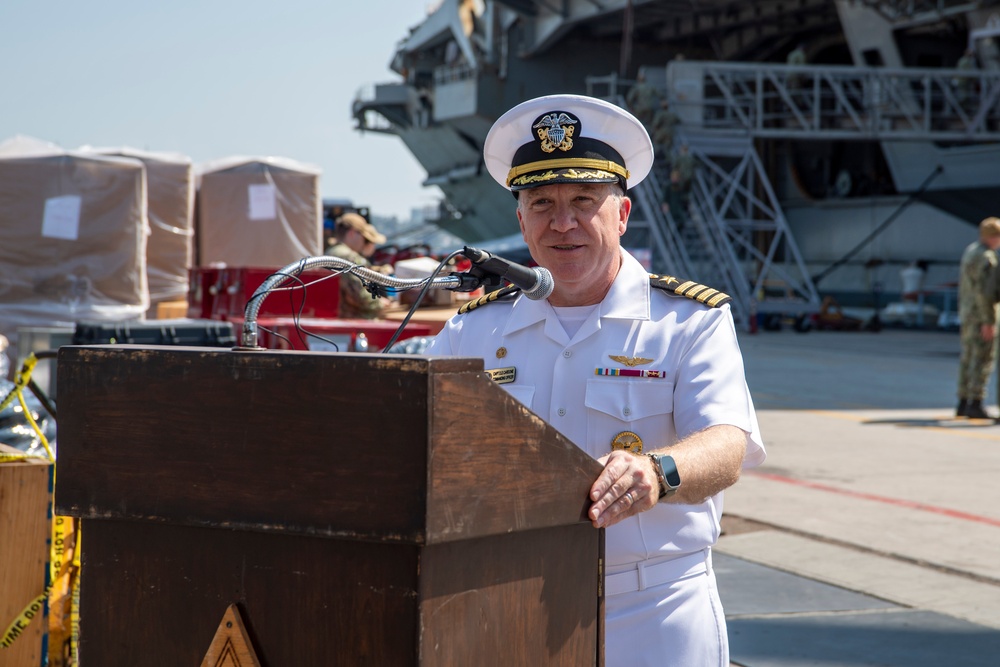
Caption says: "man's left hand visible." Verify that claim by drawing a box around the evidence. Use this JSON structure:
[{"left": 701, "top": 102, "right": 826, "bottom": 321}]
[{"left": 588, "top": 450, "right": 660, "bottom": 528}]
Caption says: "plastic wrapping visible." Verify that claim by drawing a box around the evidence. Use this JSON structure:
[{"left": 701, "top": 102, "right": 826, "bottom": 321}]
[
  {"left": 0, "top": 378, "right": 57, "bottom": 455},
  {"left": 0, "top": 136, "right": 149, "bottom": 344},
  {"left": 196, "top": 156, "right": 322, "bottom": 267},
  {"left": 86, "top": 147, "right": 194, "bottom": 308}
]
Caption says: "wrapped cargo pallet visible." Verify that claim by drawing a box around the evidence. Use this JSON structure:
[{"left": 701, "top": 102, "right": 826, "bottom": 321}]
[
  {"left": 196, "top": 156, "right": 322, "bottom": 267},
  {"left": 0, "top": 136, "right": 149, "bottom": 345},
  {"left": 85, "top": 147, "right": 194, "bottom": 315}
]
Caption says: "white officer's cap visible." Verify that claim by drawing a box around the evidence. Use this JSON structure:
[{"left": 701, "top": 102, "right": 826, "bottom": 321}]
[{"left": 483, "top": 94, "right": 653, "bottom": 192}]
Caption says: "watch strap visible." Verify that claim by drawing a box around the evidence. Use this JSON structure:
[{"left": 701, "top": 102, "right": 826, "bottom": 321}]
[{"left": 648, "top": 453, "right": 680, "bottom": 499}]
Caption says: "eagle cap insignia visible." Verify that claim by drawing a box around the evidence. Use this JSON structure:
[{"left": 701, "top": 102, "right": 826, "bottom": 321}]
[
  {"left": 609, "top": 355, "right": 654, "bottom": 367},
  {"left": 533, "top": 111, "right": 577, "bottom": 153}
]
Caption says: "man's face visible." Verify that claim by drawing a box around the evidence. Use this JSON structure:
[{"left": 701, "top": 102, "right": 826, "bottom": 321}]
[
  {"left": 344, "top": 228, "right": 367, "bottom": 254},
  {"left": 516, "top": 182, "right": 630, "bottom": 306}
]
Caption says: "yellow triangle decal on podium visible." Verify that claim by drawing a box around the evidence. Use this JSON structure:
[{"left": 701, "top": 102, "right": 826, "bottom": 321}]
[{"left": 200, "top": 604, "right": 262, "bottom": 667}]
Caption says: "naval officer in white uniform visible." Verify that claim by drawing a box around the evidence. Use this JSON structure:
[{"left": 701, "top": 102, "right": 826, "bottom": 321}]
[{"left": 425, "top": 93, "right": 766, "bottom": 666}]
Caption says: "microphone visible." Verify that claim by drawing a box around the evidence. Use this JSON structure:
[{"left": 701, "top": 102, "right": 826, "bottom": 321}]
[{"left": 462, "top": 246, "right": 555, "bottom": 301}]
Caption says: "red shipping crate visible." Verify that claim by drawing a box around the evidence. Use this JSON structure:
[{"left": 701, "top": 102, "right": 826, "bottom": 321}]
[
  {"left": 231, "top": 316, "right": 431, "bottom": 353},
  {"left": 188, "top": 267, "right": 340, "bottom": 321}
]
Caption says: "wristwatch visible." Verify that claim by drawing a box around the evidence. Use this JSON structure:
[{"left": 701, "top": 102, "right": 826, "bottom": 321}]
[{"left": 648, "top": 453, "right": 681, "bottom": 499}]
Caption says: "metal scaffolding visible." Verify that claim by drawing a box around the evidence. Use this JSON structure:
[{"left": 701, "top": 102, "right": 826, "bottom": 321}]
[
  {"left": 591, "top": 59, "right": 1000, "bottom": 328},
  {"left": 670, "top": 60, "right": 1000, "bottom": 142}
]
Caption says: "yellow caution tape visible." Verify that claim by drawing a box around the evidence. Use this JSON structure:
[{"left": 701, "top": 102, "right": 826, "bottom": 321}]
[
  {"left": 0, "top": 353, "right": 37, "bottom": 412},
  {"left": 47, "top": 516, "right": 80, "bottom": 665},
  {"left": 17, "top": 389, "right": 54, "bottom": 462},
  {"left": 0, "top": 354, "right": 53, "bottom": 462},
  {"left": 0, "top": 353, "right": 79, "bottom": 662},
  {"left": 52, "top": 516, "right": 67, "bottom": 582},
  {"left": 0, "top": 452, "right": 34, "bottom": 463},
  {"left": 1, "top": 589, "right": 49, "bottom": 649},
  {"left": 70, "top": 526, "right": 81, "bottom": 662}
]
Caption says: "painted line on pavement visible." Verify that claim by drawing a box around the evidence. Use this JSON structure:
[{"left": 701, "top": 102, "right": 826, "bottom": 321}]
[{"left": 746, "top": 469, "right": 1000, "bottom": 529}]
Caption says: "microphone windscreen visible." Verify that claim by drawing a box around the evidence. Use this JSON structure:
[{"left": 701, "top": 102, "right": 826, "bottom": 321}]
[{"left": 523, "top": 267, "right": 554, "bottom": 300}]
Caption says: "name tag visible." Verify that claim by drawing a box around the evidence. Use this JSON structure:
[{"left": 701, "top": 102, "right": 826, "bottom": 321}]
[{"left": 485, "top": 367, "right": 517, "bottom": 384}]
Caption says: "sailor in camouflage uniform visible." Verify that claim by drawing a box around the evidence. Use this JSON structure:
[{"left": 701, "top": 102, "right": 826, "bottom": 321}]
[
  {"left": 956, "top": 216, "right": 1000, "bottom": 419},
  {"left": 426, "top": 94, "right": 764, "bottom": 666},
  {"left": 326, "top": 212, "right": 389, "bottom": 320},
  {"left": 625, "top": 71, "right": 660, "bottom": 127}
]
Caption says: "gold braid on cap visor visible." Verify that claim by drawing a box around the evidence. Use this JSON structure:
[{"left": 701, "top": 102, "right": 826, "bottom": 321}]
[{"left": 506, "top": 158, "right": 629, "bottom": 187}]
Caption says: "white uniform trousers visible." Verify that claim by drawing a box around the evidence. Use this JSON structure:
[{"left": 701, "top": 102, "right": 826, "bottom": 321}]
[{"left": 604, "top": 550, "right": 728, "bottom": 667}]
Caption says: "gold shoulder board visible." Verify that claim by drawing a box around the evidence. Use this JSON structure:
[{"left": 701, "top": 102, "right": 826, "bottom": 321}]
[
  {"left": 649, "top": 274, "right": 731, "bottom": 308},
  {"left": 457, "top": 285, "right": 523, "bottom": 315}
]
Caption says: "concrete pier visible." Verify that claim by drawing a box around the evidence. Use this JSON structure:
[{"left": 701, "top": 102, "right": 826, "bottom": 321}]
[{"left": 719, "top": 328, "right": 1000, "bottom": 666}]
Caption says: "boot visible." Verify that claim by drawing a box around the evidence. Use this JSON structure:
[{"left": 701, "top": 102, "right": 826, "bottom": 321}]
[
  {"left": 956, "top": 399, "right": 968, "bottom": 418},
  {"left": 965, "top": 399, "right": 991, "bottom": 420}
]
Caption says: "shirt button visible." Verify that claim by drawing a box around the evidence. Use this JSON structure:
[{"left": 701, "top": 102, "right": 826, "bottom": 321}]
[
  {"left": 557, "top": 408, "right": 566, "bottom": 417},
  {"left": 623, "top": 407, "right": 632, "bottom": 416},
  {"left": 562, "top": 349, "right": 572, "bottom": 358}
]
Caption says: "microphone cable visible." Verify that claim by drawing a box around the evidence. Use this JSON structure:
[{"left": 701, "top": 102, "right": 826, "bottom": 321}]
[{"left": 382, "top": 249, "right": 465, "bottom": 354}]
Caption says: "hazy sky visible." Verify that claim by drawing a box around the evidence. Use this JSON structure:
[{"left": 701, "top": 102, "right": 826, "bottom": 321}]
[{"left": 0, "top": 1, "right": 439, "bottom": 220}]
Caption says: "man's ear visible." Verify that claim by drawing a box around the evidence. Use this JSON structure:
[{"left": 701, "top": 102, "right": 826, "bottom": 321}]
[{"left": 618, "top": 196, "right": 632, "bottom": 236}]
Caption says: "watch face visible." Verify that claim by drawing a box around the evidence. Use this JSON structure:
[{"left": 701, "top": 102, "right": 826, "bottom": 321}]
[{"left": 659, "top": 454, "right": 681, "bottom": 488}]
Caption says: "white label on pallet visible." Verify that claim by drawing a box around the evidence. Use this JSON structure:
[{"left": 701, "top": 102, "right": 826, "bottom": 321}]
[
  {"left": 247, "top": 183, "right": 277, "bottom": 221},
  {"left": 42, "top": 195, "right": 81, "bottom": 240}
]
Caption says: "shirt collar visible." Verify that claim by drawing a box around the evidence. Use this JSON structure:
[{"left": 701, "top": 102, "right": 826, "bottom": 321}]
[
  {"left": 598, "top": 250, "right": 651, "bottom": 321},
  {"left": 501, "top": 249, "right": 650, "bottom": 337}
]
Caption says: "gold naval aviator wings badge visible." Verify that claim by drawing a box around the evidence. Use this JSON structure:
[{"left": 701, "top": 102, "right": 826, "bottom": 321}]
[{"left": 608, "top": 355, "right": 654, "bottom": 367}]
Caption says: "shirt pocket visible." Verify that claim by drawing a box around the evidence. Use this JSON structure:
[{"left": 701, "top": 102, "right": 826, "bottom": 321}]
[
  {"left": 584, "top": 378, "right": 675, "bottom": 454},
  {"left": 501, "top": 384, "right": 535, "bottom": 411}
]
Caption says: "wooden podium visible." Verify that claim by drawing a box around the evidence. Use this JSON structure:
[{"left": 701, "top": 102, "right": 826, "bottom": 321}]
[{"left": 55, "top": 346, "right": 604, "bottom": 666}]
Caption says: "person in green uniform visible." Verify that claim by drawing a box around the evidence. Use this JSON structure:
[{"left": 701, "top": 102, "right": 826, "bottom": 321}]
[{"left": 956, "top": 217, "right": 1000, "bottom": 419}]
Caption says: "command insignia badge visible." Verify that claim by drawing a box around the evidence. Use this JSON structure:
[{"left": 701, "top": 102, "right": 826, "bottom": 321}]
[{"left": 611, "top": 431, "right": 643, "bottom": 453}]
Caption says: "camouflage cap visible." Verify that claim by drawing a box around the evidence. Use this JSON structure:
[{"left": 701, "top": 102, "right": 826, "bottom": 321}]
[{"left": 337, "top": 212, "right": 385, "bottom": 245}]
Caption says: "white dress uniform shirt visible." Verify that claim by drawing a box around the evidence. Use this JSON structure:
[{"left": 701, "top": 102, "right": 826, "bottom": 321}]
[
  {"left": 428, "top": 249, "right": 766, "bottom": 665},
  {"left": 427, "top": 249, "right": 765, "bottom": 569}
]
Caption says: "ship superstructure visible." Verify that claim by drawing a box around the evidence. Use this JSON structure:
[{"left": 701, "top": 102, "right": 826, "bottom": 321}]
[{"left": 354, "top": 0, "right": 1000, "bottom": 325}]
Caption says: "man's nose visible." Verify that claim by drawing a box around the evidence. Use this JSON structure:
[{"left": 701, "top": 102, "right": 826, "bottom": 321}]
[{"left": 549, "top": 203, "right": 579, "bottom": 232}]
